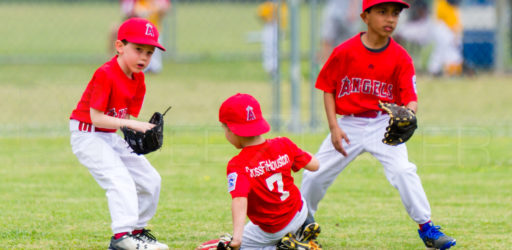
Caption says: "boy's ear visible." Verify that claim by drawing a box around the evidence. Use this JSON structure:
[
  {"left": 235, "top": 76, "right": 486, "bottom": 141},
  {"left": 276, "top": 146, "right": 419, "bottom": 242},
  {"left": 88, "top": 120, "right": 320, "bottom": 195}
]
[
  {"left": 114, "top": 40, "right": 125, "bottom": 54},
  {"left": 221, "top": 123, "right": 232, "bottom": 132},
  {"left": 360, "top": 12, "right": 368, "bottom": 23}
]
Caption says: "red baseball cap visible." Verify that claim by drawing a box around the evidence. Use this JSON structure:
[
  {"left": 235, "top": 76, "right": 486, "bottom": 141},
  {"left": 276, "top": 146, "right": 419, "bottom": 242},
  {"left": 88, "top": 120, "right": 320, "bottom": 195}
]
[
  {"left": 362, "top": 0, "right": 410, "bottom": 13},
  {"left": 117, "top": 17, "right": 166, "bottom": 51},
  {"left": 219, "top": 93, "right": 270, "bottom": 137}
]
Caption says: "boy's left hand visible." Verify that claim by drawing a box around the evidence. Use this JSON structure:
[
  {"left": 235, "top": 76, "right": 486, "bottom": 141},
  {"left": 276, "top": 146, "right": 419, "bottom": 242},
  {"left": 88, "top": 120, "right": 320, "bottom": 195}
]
[{"left": 378, "top": 102, "right": 417, "bottom": 146}]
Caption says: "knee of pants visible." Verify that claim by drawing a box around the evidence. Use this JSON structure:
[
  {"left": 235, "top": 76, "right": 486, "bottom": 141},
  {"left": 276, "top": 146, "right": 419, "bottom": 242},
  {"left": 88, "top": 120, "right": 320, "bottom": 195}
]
[
  {"left": 142, "top": 170, "right": 162, "bottom": 195},
  {"left": 96, "top": 167, "right": 136, "bottom": 191},
  {"left": 153, "top": 172, "right": 162, "bottom": 191},
  {"left": 387, "top": 162, "right": 418, "bottom": 183}
]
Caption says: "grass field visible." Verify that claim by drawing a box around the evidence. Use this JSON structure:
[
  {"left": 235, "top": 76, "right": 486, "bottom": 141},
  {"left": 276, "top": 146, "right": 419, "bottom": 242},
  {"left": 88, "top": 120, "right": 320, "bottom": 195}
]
[
  {"left": 1, "top": 1, "right": 512, "bottom": 250},
  {"left": 1, "top": 60, "right": 512, "bottom": 249},
  {"left": 0, "top": 2, "right": 315, "bottom": 63}
]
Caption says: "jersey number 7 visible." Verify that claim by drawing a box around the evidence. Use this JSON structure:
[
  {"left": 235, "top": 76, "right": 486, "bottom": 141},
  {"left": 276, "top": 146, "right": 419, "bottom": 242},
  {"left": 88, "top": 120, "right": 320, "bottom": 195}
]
[{"left": 265, "top": 173, "right": 290, "bottom": 201}]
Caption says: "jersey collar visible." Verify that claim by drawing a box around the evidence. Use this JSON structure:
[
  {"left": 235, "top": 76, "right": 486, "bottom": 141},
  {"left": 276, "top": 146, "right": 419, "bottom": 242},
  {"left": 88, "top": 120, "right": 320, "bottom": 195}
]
[{"left": 360, "top": 32, "right": 391, "bottom": 53}]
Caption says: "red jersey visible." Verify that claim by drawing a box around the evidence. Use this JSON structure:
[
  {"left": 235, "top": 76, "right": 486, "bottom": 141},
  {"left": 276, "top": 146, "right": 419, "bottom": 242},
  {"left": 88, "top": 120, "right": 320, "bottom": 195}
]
[
  {"left": 226, "top": 137, "right": 312, "bottom": 233},
  {"left": 316, "top": 32, "right": 418, "bottom": 115},
  {"left": 70, "top": 56, "right": 146, "bottom": 132}
]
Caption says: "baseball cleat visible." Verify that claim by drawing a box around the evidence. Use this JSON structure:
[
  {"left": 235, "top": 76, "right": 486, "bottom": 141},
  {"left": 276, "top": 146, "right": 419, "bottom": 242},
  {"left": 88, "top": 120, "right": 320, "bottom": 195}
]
[
  {"left": 108, "top": 233, "right": 166, "bottom": 250},
  {"left": 298, "top": 222, "right": 321, "bottom": 242},
  {"left": 418, "top": 222, "right": 456, "bottom": 250},
  {"left": 277, "top": 233, "right": 297, "bottom": 249},
  {"left": 277, "top": 233, "right": 322, "bottom": 250},
  {"left": 134, "top": 229, "right": 169, "bottom": 250}
]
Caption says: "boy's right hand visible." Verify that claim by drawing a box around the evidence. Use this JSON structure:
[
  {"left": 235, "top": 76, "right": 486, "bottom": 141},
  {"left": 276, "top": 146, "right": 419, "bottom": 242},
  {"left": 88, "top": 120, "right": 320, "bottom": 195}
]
[
  {"left": 331, "top": 125, "right": 350, "bottom": 156},
  {"left": 227, "top": 239, "right": 241, "bottom": 249},
  {"left": 125, "top": 120, "right": 155, "bottom": 133},
  {"left": 195, "top": 234, "right": 234, "bottom": 250}
]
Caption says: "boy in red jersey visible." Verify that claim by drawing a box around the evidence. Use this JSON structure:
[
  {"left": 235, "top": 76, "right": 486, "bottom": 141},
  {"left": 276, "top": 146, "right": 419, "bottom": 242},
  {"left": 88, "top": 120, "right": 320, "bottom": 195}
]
[
  {"left": 300, "top": 1, "right": 456, "bottom": 249},
  {"left": 70, "top": 18, "right": 168, "bottom": 250},
  {"left": 218, "top": 93, "right": 320, "bottom": 249}
]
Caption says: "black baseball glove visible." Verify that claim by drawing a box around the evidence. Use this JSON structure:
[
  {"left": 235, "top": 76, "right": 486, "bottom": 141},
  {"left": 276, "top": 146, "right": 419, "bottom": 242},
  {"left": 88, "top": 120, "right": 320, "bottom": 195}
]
[
  {"left": 121, "top": 106, "right": 171, "bottom": 155},
  {"left": 379, "top": 102, "right": 417, "bottom": 146}
]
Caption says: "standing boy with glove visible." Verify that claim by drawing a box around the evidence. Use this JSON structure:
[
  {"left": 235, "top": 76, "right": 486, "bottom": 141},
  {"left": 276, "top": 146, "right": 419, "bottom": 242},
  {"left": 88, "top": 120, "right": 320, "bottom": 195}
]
[
  {"left": 69, "top": 17, "right": 168, "bottom": 250},
  {"left": 300, "top": 1, "right": 456, "bottom": 249}
]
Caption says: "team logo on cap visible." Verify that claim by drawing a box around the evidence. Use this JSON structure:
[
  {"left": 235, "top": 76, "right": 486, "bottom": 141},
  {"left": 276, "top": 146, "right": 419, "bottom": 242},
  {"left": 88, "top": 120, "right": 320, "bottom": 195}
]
[
  {"left": 145, "top": 23, "right": 155, "bottom": 37},
  {"left": 246, "top": 106, "right": 256, "bottom": 121}
]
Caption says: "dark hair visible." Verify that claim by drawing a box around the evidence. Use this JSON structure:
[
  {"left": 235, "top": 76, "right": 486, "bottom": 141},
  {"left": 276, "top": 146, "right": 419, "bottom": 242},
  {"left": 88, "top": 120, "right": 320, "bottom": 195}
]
[{"left": 121, "top": 39, "right": 129, "bottom": 45}]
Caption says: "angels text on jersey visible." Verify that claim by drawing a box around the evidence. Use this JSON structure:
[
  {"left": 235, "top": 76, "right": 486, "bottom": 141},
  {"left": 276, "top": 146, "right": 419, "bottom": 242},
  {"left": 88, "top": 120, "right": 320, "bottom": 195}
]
[{"left": 338, "top": 76, "right": 394, "bottom": 99}]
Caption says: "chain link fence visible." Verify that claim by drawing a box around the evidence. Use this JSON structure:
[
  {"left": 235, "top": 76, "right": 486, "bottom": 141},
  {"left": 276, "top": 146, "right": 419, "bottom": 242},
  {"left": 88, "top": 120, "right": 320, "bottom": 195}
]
[
  {"left": 1, "top": 0, "right": 511, "bottom": 71},
  {"left": 1, "top": 0, "right": 511, "bottom": 133}
]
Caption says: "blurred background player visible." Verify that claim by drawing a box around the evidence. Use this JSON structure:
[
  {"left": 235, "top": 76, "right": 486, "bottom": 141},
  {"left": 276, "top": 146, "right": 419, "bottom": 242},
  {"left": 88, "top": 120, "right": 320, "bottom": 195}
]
[
  {"left": 432, "top": 0, "right": 463, "bottom": 76},
  {"left": 319, "top": 0, "right": 361, "bottom": 62},
  {"left": 111, "top": 0, "right": 171, "bottom": 73},
  {"left": 256, "top": 1, "right": 288, "bottom": 76},
  {"left": 218, "top": 93, "right": 321, "bottom": 249},
  {"left": 300, "top": 1, "right": 457, "bottom": 249},
  {"left": 395, "top": 0, "right": 464, "bottom": 76},
  {"left": 393, "top": 0, "right": 431, "bottom": 56},
  {"left": 70, "top": 18, "right": 168, "bottom": 250}
]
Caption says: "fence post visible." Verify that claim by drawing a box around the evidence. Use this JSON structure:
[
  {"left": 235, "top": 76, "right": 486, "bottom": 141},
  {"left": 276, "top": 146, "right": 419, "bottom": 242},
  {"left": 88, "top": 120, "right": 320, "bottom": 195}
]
[
  {"left": 309, "top": 0, "right": 320, "bottom": 131},
  {"left": 270, "top": 0, "right": 282, "bottom": 132},
  {"left": 289, "top": 0, "right": 301, "bottom": 133},
  {"left": 168, "top": 0, "right": 177, "bottom": 59},
  {"left": 495, "top": 0, "right": 506, "bottom": 74}
]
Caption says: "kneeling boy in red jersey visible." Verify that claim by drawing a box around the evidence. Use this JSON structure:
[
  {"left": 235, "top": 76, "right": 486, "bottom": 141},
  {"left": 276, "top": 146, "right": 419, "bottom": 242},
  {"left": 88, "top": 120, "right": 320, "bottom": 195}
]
[{"left": 218, "top": 93, "right": 321, "bottom": 249}]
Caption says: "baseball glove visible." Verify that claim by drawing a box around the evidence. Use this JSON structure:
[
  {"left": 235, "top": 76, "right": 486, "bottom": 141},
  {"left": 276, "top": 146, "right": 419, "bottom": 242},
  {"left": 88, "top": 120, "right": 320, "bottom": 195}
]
[
  {"left": 196, "top": 234, "right": 232, "bottom": 250},
  {"left": 121, "top": 106, "right": 171, "bottom": 155},
  {"left": 379, "top": 102, "right": 417, "bottom": 146}
]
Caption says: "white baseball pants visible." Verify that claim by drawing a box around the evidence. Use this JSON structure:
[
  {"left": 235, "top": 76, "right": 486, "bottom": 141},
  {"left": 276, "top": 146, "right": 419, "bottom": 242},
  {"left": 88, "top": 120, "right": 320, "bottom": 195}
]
[
  {"left": 241, "top": 198, "right": 308, "bottom": 250},
  {"left": 69, "top": 120, "right": 162, "bottom": 234},
  {"left": 301, "top": 114, "right": 431, "bottom": 224}
]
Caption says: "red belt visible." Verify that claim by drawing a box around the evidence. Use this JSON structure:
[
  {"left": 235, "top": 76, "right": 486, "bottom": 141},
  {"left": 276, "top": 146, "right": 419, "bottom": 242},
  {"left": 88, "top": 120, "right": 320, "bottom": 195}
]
[
  {"left": 78, "top": 121, "right": 93, "bottom": 132},
  {"left": 78, "top": 121, "right": 113, "bottom": 133},
  {"left": 350, "top": 110, "right": 382, "bottom": 118}
]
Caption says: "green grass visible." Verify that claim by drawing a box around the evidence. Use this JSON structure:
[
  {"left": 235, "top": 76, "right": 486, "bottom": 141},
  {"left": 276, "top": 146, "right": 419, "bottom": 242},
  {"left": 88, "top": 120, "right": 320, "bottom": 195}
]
[
  {"left": 0, "top": 2, "right": 315, "bottom": 63},
  {"left": 1, "top": 60, "right": 512, "bottom": 249},
  {"left": 1, "top": 1, "right": 512, "bottom": 249},
  {"left": 1, "top": 128, "right": 511, "bottom": 249},
  {"left": 0, "top": 3, "right": 118, "bottom": 60}
]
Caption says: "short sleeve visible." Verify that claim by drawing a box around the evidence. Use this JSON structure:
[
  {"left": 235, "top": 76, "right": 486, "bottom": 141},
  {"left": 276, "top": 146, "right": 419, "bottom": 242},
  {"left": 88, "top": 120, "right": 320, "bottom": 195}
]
[
  {"left": 397, "top": 55, "right": 418, "bottom": 106},
  {"left": 129, "top": 77, "right": 146, "bottom": 118},
  {"left": 227, "top": 163, "right": 250, "bottom": 199},
  {"left": 316, "top": 48, "right": 343, "bottom": 93},
  {"left": 282, "top": 137, "right": 313, "bottom": 172},
  {"left": 89, "top": 69, "right": 112, "bottom": 112}
]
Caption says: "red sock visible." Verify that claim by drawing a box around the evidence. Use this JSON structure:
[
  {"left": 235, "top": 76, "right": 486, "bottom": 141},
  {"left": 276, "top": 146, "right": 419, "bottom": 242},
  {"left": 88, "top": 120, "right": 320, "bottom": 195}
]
[
  {"left": 114, "top": 232, "right": 129, "bottom": 239},
  {"left": 419, "top": 220, "right": 432, "bottom": 231},
  {"left": 132, "top": 229, "right": 143, "bottom": 235}
]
